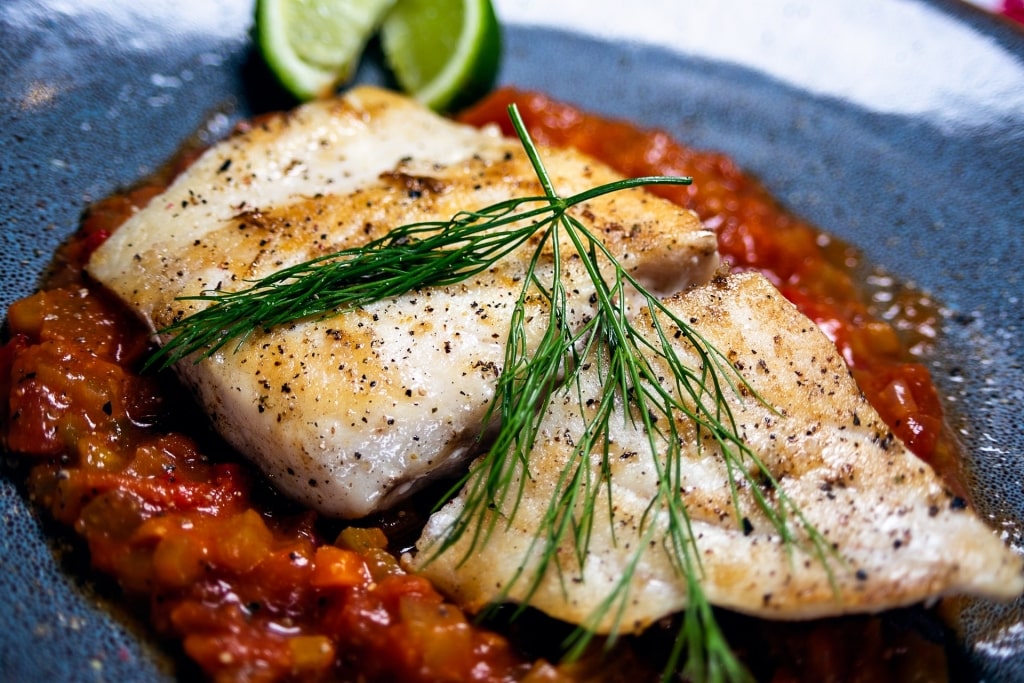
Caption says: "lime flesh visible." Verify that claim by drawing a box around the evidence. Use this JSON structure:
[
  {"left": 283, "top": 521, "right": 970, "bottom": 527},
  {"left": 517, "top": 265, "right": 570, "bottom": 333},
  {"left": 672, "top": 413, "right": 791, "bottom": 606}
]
[
  {"left": 380, "top": 0, "right": 501, "bottom": 111},
  {"left": 257, "top": 0, "right": 397, "bottom": 101}
]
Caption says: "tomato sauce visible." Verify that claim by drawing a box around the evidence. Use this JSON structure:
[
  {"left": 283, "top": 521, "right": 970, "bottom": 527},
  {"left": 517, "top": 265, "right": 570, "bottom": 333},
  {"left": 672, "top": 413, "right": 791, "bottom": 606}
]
[
  {"left": 2, "top": 165, "right": 547, "bottom": 683},
  {"left": 1, "top": 90, "right": 959, "bottom": 682}
]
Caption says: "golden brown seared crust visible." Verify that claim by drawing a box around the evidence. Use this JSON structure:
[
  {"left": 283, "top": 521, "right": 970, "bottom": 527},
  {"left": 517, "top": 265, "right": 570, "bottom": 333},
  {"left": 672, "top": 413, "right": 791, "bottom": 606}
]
[
  {"left": 86, "top": 86, "right": 718, "bottom": 518},
  {"left": 411, "top": 272, "right": 1024, "bottom": 630}
]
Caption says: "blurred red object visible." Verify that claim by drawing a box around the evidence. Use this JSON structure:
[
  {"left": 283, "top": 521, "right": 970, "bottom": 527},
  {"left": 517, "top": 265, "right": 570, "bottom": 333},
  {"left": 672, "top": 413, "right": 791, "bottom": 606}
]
[
  {"left": 968, "top": 0, "right": 1024, "bottom": 22},
  {"left": 1003, "top": 0, "right": 1024, "bottom": 23}
]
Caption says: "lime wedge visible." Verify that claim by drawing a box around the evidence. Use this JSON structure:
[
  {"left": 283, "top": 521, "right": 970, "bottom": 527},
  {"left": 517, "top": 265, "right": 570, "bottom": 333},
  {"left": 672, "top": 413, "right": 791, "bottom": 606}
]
[
  {"left": 380, "top": 0, "right": 502, "bottom": 112},
  {"left": 256, "top": 0, "right": 397, "bottom": 101}
]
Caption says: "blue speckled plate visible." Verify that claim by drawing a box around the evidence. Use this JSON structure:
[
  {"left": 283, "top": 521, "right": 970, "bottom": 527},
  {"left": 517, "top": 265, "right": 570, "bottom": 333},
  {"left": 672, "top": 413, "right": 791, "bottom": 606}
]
[{"left": 2, "top": 0, "right": 1022, "bottom": 680}]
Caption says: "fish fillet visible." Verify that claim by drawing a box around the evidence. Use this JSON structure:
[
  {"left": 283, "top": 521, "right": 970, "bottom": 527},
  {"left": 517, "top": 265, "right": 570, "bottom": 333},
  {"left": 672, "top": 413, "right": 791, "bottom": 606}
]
[
  {"left": 86, "top": 86, "right": 718, "bottom": 518},
  {"left": 409, "top": 272, "right": 1024, "bottom": 627}
]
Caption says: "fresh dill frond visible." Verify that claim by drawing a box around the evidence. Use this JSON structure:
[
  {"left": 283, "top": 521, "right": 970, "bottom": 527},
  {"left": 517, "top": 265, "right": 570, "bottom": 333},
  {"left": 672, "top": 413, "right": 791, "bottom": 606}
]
[
  {"left": 425, "top": 108, "right": 838, "bottom": 682},
  {"left": 150, "top": 103, "right": 837, "bottom": 682},
  {"left": 145, "top": 167, "right": 691, "bottom": 372}
]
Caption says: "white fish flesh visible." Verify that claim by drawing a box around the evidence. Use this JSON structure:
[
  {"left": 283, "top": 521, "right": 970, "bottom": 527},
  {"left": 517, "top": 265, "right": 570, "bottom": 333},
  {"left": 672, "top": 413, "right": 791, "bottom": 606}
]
[
  {"left": 409, "top": 271, "right": 1024, "bottom": 627},
  {"left": 86, "top": 86, "right": 718, "bottom": 518}
]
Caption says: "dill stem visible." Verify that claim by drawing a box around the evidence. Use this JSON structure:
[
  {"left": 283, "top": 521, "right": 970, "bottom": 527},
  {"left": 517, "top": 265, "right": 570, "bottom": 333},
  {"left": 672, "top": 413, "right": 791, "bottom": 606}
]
[{"left": 148, "top": 102, "right": 841, "bottom": 683}]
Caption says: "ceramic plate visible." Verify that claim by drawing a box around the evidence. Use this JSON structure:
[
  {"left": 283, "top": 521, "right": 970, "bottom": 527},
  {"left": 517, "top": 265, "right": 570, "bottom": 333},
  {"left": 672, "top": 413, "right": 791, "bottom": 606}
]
[{"left": 2, "top": 0, "right": 1022, "bottom": 680}]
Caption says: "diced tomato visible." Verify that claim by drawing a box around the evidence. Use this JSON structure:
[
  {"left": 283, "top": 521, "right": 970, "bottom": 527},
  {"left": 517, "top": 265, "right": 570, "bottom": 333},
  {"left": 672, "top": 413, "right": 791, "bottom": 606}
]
[
  {"left": 853, "top": 363, "right": 943, "bottom": 458},
  {"left": 310, "top": 546, "right": 370, "bottom": 589}
]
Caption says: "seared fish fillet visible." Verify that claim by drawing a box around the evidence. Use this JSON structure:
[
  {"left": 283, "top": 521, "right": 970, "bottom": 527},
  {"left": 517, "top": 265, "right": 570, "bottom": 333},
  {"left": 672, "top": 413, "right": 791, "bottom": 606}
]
[
  {"left": 86, "top": 86, "right": 718, "bottom": 518},
  {"left": 410, "top": 272, "right": 1024, "bottom": 627}
]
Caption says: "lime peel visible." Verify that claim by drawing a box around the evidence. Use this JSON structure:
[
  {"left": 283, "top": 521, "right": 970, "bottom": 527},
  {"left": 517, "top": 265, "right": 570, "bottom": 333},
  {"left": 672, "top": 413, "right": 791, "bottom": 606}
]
[
  {"left": 256, "top": 0, "right": 397, "bottom": 101},
  {"left": 256, "top": 0, "right": 502, "bottom": 110},
  {"left": 381, "top": 0, "right": 502, "bottom": 112}
]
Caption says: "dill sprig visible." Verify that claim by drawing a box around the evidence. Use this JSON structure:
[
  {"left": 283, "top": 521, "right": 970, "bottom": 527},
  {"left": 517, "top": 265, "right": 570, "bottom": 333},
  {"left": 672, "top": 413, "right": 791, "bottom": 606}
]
[
  {"left": 146, "top": 162, "right": 691, "bottom": 370},
  {"left": 424, "top": 110, "right": 837, "bottom": 682},
  {"left": 150, "top": 104, "right": 836, "bottom": 682}
]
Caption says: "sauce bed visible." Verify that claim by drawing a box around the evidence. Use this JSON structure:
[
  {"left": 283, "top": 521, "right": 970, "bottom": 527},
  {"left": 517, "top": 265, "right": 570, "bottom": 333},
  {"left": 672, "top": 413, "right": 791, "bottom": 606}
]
[{"left": 1, "top": 88, "right": 958, "bottom": 682}]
